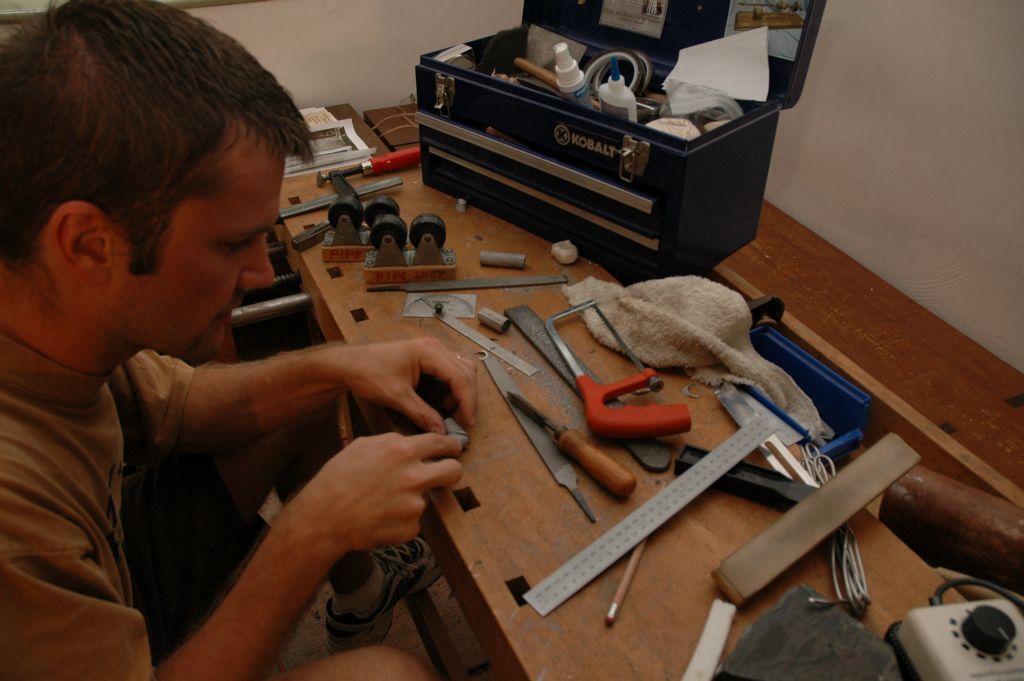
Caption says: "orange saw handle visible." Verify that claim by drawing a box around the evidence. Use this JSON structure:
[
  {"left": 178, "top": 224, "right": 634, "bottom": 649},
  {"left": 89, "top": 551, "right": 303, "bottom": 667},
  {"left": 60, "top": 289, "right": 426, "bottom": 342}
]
[{"left": 577, "top": 370, "right": 692, "bottom": 439}]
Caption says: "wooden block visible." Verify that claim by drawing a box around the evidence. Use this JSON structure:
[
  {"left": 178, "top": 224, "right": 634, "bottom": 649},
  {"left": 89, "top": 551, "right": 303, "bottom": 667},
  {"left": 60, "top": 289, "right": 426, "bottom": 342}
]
[
  {"left": 363, "top": 103, "right": 419, "bottom": 151},
  {"left": 322, "top": 245, "right": 372, "bottom": 262}
]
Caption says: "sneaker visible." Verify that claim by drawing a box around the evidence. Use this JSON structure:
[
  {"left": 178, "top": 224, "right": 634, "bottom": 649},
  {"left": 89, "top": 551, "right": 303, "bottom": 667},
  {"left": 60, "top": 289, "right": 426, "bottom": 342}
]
[{"left": 325, "top": 538, "right": 442, "bottom": 653}]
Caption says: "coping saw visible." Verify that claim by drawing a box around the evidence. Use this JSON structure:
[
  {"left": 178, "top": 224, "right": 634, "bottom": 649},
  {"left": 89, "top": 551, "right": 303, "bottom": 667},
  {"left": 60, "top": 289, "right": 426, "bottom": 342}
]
[{"left": 545, "top": 300, "right": 691, "bottom": 439}]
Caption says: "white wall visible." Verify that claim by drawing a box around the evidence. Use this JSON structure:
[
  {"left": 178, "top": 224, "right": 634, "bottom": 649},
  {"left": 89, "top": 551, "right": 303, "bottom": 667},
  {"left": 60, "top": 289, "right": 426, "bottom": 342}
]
[
  {"left": 4, "top": 0, "right": 1020, "bottom": 371},
  {"left": 192, "top": 0, "right": 522, "bottom": 112},
  {"left": 766, "top": 0, "right": 1024, "bottom": 372}
]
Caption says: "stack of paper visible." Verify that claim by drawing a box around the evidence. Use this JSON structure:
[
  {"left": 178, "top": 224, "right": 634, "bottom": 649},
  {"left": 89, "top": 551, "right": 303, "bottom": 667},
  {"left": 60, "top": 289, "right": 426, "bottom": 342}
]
[{"left": 285, "top": 107, "right": 375, "bottom": 177}]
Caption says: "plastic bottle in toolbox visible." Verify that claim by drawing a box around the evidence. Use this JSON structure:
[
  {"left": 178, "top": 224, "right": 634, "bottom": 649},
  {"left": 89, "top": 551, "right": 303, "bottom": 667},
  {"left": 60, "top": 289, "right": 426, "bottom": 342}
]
[
  {"left": 598, "top": 56, "right": 637, "bottom": 122},
  {"left": 553, "top": 42, "right": 591, "bottom": 107}
]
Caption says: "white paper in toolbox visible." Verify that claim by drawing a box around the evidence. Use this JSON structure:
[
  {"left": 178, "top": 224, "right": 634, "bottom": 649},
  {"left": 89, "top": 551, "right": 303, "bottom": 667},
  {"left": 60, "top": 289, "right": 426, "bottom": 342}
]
[{"left": 665, "top": 27, "right": 769, "bottom": 102}]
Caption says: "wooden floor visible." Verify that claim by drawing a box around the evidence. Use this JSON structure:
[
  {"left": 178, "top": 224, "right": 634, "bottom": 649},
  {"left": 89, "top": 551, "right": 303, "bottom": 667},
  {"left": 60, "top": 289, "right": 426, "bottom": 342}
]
[
  {"left": 258, "top": 490, "right": 491, "bottom": 679},
  {"left": 274, "top": 577, "right": 492, "bottom": 679}
]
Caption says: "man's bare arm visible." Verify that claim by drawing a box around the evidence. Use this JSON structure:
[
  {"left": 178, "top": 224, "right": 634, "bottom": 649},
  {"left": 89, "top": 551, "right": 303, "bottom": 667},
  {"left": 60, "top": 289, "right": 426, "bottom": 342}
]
[
  {"left": 157, "top": 431, "right": 463, "bottom": 681},
  {"left": 178, "top": 339, "right": 476, "bottom": 451}
]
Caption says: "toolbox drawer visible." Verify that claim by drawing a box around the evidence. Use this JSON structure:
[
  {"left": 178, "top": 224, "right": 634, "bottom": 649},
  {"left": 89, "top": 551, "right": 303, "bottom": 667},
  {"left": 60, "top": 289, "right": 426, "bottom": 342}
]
[{"left": 416, "top": 0, "right": 825, "bottom": 281}]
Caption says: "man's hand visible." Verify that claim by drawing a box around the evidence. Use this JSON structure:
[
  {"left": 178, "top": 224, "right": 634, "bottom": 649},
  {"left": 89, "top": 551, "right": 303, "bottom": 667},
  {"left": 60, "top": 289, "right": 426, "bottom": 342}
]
[
  {"left": 332, "top": 338, "right": 477, "bottom": 435},
  {"left": 294, "top": 431, "right": 464, "bottom": 553}
]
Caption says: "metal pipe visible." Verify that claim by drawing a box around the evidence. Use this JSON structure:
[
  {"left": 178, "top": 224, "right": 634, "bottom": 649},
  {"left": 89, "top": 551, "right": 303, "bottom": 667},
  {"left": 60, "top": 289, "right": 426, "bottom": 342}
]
[
  {"left": 480, "top": 250, "right": 527, "bottom": 269},
  {"left": 278, "top": 176, "right": 403, "bottom": 221},
  {"left": 230, "top": 292, "right": 312, "bottom": 328}
]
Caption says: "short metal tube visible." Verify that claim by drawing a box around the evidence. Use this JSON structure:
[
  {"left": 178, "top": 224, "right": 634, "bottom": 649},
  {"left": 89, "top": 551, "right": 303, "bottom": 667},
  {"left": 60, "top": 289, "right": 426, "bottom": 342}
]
[
  {"left": 480, "top": 250, "right": 527, "bottom": 269},
  {"left": 477, "top": 308, "right": 511, "bottom": 334},
  {"left": 230, "top": 293, "right": 312, "bottom": 328}
]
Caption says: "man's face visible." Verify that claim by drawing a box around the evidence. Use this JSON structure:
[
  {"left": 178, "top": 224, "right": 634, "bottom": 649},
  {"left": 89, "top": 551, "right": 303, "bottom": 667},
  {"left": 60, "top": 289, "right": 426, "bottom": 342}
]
[{"left": 112, "top": 138, "right": 282, "bottom": 364}]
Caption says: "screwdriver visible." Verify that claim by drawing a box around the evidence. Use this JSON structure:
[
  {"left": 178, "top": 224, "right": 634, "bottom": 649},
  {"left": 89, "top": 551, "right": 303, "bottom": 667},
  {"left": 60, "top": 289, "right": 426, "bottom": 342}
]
[{"left": 508, "top": 392, "right": 637, "bottom": 498}]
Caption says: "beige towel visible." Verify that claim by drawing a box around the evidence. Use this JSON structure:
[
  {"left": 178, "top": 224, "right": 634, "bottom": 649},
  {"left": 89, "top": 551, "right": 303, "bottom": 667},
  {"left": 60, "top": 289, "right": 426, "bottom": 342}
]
[{"left": 563, "top": 276, "right": 823, "bottom": 439}]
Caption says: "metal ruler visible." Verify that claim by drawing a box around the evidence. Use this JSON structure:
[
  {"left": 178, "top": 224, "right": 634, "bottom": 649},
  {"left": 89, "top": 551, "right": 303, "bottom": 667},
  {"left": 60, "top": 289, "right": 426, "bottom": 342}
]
[
  {"left": 435, "top": 309, "right": 538, "bottom": 376},
  {"left": 523, "top": 417, "right": 776, "bottom": 616},
  {"left": 367, "top": 274, "right": 566, "bottom": 293}
]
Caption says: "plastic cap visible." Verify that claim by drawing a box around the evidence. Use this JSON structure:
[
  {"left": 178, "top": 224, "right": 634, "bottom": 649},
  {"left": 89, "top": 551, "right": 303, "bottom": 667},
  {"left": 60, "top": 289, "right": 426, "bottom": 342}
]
[
  {"left": 554, "top": 42, "right": 572, "bottom": 68},
  {"left": 610, "top": 55, "right": 622, "bottom": 82}
]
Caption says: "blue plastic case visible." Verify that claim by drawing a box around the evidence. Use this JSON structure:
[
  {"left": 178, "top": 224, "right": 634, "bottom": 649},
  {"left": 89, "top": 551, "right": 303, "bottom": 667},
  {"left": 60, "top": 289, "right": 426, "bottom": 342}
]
[{"left": 749, "top": 326, "right": 871, "bottom": 460}]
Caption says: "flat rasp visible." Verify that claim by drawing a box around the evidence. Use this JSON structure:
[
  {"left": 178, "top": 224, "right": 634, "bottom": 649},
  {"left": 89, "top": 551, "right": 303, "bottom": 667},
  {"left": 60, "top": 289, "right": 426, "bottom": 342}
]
[{"left": 481, "top": 354, "right": 596, "bottom": 522}]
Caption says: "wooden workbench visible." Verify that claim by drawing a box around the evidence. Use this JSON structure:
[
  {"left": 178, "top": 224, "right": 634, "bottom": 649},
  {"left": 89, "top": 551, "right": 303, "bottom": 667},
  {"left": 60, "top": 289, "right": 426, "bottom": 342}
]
[{"left": 276, "top": 165, "right": 958, "bottom": 680}]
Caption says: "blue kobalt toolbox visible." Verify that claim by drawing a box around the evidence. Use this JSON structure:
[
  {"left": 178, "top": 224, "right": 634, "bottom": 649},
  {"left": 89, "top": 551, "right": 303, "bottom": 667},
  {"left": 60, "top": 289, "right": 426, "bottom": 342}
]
[{"left": 415, "top": 0, "right": 825, "bottom": 282}]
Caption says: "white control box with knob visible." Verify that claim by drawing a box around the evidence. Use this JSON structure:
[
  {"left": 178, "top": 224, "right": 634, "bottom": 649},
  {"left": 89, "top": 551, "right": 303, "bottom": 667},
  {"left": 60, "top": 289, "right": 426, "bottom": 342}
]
[{"left": 890, "top": 598, "right": 1023, "bottom": 680}]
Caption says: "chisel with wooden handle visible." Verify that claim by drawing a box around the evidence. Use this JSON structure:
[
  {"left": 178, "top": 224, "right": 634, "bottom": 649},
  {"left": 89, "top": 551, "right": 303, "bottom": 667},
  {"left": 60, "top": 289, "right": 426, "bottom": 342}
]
[{"left": 508, "top": 391, "right": 637, "bottom": 498}]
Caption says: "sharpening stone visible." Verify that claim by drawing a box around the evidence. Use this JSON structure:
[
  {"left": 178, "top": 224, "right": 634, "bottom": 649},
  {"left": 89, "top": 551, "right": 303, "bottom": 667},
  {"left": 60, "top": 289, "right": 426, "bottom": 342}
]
[{"left": 712, "top": 433, "right": 921, "bottom": 605}]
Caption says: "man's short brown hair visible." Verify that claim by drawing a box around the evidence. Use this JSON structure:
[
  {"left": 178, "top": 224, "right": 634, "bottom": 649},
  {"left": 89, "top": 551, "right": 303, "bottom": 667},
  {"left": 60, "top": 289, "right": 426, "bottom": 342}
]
[{"left": 0, "top": 0, "right": 311, "bottom": 273}]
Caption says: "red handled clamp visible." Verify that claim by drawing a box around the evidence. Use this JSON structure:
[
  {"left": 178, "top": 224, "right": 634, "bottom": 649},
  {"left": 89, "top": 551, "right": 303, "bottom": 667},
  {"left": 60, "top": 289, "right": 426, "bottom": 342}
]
[
  {"left": 545, "top": 301, "right": 691, "bottom": 439},
  {"left": 316, "top": 147, "right": 421, "bottom": 186}
]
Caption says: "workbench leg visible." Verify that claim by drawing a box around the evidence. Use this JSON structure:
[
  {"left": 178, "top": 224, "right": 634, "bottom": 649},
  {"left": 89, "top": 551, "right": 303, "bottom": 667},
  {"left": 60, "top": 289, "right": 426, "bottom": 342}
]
[{"left": 405, "top": 589, "right": 472, "bottom": 681}]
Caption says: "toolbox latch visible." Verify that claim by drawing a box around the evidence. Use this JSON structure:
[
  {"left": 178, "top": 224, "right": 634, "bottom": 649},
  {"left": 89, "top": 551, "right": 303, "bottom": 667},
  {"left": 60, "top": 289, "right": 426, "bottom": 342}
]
[
  {"left": 434, "top": 74, "right": 455, "bottom": 118},
  {"left": 619, "top": 136, "right": 650, "bottom": 183}
]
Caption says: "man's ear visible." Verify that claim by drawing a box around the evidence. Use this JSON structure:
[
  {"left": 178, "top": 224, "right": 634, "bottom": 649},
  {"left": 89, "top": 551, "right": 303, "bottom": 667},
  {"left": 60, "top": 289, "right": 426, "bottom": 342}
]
[{"left": 43, "top": 201, "right": 124, "bottom": 283}]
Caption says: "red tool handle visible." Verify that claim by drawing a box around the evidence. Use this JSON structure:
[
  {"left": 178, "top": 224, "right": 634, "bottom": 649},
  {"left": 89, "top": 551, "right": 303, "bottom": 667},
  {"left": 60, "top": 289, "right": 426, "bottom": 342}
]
[
  {"left": 368, "top": 146, "right": 421, "bottom": 174},
  {"left": 577, "top": 370, "right": 692, "bottom": 439}
]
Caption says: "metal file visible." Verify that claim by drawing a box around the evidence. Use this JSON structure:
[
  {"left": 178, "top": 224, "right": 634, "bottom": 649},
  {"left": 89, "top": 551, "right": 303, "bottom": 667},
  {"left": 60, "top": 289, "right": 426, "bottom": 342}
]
[{"left": 481, "top": 353, "right": 596, "bottom": 522}]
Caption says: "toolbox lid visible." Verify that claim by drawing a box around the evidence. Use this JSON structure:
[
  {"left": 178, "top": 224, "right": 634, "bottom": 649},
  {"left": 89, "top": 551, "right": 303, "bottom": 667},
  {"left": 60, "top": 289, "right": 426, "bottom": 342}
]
[{"left": 522, "top": 0, "right": 825, "bottom": 109}]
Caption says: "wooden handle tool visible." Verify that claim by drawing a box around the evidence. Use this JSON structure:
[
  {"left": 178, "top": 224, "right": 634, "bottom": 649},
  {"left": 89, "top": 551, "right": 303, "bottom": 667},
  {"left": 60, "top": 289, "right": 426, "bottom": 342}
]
[
  {"left": 508, "top": 392, "right": 637, "bottom": 497},
  {"left": 512, "top": 57, "right": 559, "bottom": 90}
]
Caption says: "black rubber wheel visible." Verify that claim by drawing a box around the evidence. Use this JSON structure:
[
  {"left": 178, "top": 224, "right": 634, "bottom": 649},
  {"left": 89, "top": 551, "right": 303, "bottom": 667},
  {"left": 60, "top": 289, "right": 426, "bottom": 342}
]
[
  {"left": 409, "top": 213, "right": 447, "bottom": 248},
  {"left": 327, "top": 194, "right": 364, "bottom": 230},
  {"left": 369, "top": 213, "right": 408, "bottom": 250},
  {"left": 363, "top": 195, "right": 400, "bottom": 228}
]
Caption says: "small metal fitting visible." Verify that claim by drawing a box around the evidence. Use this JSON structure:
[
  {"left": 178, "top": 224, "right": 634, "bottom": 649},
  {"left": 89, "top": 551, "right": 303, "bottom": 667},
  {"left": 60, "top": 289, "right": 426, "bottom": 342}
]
[{"left": 477, "top": 307, "right": 511, "bottom": 334}]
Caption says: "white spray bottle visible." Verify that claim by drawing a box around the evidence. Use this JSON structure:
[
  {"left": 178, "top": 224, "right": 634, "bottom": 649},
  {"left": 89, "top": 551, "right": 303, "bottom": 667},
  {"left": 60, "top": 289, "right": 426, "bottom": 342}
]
[{"left": 553, "top": 42, "right": 591, "bottom": 107}]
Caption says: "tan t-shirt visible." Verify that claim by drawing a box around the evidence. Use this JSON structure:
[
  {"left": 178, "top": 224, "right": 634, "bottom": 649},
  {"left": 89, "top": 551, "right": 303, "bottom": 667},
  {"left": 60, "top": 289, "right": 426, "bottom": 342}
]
[{"left": 0, "top": 334, "right": 192, "bottom": 680}]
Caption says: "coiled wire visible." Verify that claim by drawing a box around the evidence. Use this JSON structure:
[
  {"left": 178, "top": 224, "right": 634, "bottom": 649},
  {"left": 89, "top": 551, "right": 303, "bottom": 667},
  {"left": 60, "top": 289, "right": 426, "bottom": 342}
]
[{"left": 802, "top": 443, "right": 871, "bottom": 617}]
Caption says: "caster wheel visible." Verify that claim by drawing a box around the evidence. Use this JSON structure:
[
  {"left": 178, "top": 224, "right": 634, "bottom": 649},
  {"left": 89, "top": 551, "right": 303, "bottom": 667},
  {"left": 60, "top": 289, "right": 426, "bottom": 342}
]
[
  {"left": 363, "top": 195, "right": 400, "bottom": 229},
  {"left": 409, "top": 213, "right": 447, "bottom": 249},
  {"left": 327, "top": 194, "right": 364, "bottom": 231},
  {"left": 369, "top": 213, "right": 408, "bottom": 250}
]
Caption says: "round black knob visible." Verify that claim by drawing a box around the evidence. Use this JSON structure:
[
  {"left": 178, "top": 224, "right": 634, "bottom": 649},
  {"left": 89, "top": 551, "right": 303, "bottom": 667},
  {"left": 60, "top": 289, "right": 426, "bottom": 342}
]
[{"left": 961, "top": 605, "right": 1016, "bottom": 655}]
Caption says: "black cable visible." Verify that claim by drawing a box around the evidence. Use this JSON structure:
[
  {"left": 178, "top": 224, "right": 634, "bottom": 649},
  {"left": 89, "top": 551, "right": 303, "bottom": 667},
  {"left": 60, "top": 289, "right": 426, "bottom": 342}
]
[{"left": 930, "top": 577, "right": 1024, "bottom": 612}]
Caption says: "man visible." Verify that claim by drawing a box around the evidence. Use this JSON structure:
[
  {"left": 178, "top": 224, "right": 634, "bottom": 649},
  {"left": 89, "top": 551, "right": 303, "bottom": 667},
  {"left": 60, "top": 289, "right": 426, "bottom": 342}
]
[{"left": 0, "top": 1, "right": 476, "bottom": 679}]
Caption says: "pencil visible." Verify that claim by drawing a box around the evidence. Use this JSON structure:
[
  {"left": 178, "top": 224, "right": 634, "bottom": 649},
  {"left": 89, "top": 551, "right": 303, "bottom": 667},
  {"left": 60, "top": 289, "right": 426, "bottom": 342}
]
[{"left": 605, "top": 539, "right": 647, "bottom": 626}]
